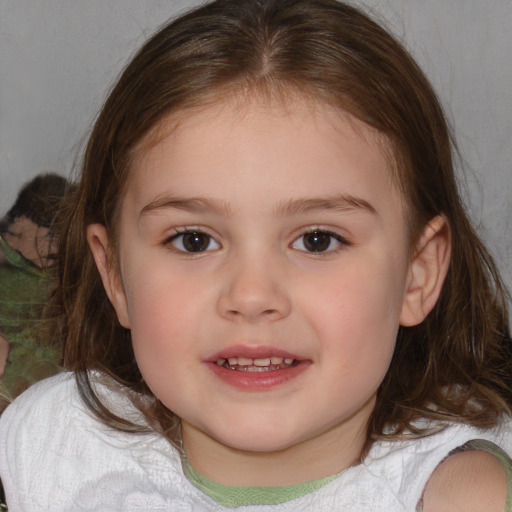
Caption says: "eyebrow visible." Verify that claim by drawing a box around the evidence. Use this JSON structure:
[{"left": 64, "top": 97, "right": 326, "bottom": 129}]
[
  {"left": 140, "top": 196, "right": 234, "bottom": 217},
  {"left": 275, "top": 195, "right": 377, "bottom": 216},
  {"left": 139, "top": 193, "right": 377, "bottom": 218}
]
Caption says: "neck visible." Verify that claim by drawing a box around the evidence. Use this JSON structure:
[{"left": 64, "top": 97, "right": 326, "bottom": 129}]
[{"left": 181, "top": 404, "right": 371, "bottom": 487}]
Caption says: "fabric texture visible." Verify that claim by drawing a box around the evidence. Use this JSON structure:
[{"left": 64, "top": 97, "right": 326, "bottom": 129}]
[
  {"left": 0, "top": 236, "right": 47, "bottom": 340},
  {"left": 182, "top": 459, "right": 343, "bottom": 506},
  {"left": 1, "top": 372, "right": 511, "bottom": 512},
  {"left": 0, "top": 237, "right": 62, "bottom": 410}
]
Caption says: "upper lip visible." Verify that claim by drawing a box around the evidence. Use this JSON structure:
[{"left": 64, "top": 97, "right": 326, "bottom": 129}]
[{"left": 207, "top": 344, "right": 304, "bottom": 362}]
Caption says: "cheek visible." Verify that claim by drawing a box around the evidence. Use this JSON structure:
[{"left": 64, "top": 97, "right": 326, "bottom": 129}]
[
  {"left": 303, "top": 259, "right": 406, "bottom": 379},
  {"left": 128, "top": 283, "right": 195, "bottom": 401},
  {"left": 124, "top": 268, "right": 210, "bottom": 365},
  {"left": 308, "top": 261, "right": 405, "bottom": 330}
]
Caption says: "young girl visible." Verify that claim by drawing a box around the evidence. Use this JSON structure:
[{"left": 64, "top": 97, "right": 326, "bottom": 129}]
[{"left": 1, "top": 0, "right": 511, "bottom": 510}]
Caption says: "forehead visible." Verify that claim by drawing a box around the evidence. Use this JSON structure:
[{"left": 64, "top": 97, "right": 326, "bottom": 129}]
[{"left": 123, "top": 95, "right": 404, "bottom": 221}]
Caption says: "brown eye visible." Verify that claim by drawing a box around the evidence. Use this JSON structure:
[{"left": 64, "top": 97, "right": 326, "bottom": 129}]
[
  {"left": 303, "top": 232, "right": 331, "bottom": 252},
  {"left": 292, "top": 230, "right": 346, "bottom": 253},
  {"left": 169, "top": 231, "right": 220, "bottom": 253}
]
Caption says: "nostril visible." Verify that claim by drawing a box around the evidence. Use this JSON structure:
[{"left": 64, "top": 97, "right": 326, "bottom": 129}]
[{"left": 216, "top": 281, "right": 292, "bottom": 322}]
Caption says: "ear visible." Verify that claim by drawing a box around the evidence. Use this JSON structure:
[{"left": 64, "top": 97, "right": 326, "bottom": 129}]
[
  {"left": 87, "top": 224, "right": 131, "bottom": 329},
  {"left": 400, "top": 215, "right": 451, "bottom": 327}
]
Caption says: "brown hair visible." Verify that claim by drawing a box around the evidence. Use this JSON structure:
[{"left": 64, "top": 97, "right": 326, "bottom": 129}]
[
  {"left": 54, "top": 0, "right": 511, "bottom": 447},
  {"left": 1, "top": 173, "right": 72, "bottom": 232}
]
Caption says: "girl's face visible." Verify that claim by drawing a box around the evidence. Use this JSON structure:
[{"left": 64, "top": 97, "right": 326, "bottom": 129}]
[{"left": 90, "top": 97, "right": 442, "bottom": 483}]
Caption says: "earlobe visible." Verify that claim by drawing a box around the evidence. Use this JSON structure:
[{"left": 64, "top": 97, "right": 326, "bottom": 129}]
[
  {"left": 400, "top": 215, "right": 451, "bottom": 327},
  {"left": 86, "top": 224, "right": 131, "bottom": 329}
]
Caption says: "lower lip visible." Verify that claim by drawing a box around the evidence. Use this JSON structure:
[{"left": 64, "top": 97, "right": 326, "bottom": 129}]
[{"left": 205, "top": 361, "right": 310, "bottom": 390}]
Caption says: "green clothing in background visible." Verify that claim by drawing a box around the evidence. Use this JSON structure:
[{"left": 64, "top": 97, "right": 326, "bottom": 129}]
[{"left": 0, "top": 236, "right": 61, "bottom": 409}]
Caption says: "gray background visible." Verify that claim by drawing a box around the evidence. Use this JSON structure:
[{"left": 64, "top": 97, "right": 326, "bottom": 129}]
[{"left": 0, "top": 0, "right": 511, "bottom": 297}]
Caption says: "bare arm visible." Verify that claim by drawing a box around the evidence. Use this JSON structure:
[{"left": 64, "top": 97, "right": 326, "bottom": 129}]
[{"left": 422, "top": 450, "right": 508, "bottom": 512}]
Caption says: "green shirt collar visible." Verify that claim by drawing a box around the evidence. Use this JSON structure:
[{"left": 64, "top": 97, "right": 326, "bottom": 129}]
[{"left": 182, "top": 458, "right": 342, "bottom": 507}]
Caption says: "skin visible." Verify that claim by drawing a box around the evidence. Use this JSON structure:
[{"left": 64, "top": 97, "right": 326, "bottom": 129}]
[
  {"left": 89, "top": 97, "right": 451, "bottom": 487},
  {"left": 422, "top": 451, "right": 507, "bottom": 512},
  {"left": 0, "top": 335, "right": 9, "bottom": 378},
  {"left": 4, "top": 216, "right": 56, "bottom": 268}
]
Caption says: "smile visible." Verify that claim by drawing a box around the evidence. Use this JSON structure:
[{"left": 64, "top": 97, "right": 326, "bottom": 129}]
[
  {"left": 207, "top": 346, "right": 309, "bottom": 390},
  {"left": 216, "top": 356, "right": 298, "bottom": 372}
]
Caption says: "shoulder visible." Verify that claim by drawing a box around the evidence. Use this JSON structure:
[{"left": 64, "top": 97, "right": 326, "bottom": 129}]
[
  {"left": 0, "top": 371, "right": 76, "bottom": 428},
  {"left": 365, "top": 420, "right": 512, "bottom": 510},
  {"left": 0, "top": 371, "right": 149, "bottom": 459},
  {"left": 0, "top": 372, "right": 84, "bottom": 470},
  {"left": 421, "top": 448, "right": 508, "bottom": 512},
  {"left": 0, "top": 373, "right": 81, "bottom": 508},
  {"left": 0, "top": 372, "right": 185, "bottom": 510}
]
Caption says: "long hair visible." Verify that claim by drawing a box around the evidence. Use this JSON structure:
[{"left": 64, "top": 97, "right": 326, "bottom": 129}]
[{"left": 54, "top": 0, "right": 511, "bottom": 447}]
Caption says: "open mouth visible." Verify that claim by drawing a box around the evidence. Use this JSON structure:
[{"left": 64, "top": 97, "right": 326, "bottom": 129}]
[
  {"left": 216, "top": 356, "right": 299, "bottom": 372},
  {"left": 207, "top": 349, "right": 309, "bottom": 389}
]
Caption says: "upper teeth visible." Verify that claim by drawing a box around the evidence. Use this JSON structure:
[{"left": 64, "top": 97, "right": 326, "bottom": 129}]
[{"left": 217, "top": 356, "right": 295, "bottom": 367}]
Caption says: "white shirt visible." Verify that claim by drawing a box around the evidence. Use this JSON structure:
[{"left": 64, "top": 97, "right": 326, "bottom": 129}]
[{"left": 1, "top": 372, "right": 511, "bottom": 511}]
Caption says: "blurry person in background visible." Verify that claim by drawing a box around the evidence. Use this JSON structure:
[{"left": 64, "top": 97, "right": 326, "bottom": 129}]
[{"left": 0, "top": 172, "right": 73, "bottom": 410}]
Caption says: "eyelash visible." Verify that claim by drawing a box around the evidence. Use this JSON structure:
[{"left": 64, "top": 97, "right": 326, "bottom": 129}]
[
  {"left": 291, "top": 229, "right": 350, "bottom": 254},
  {"left": 164, "top": 227, "right": 350, "bottom": 254},
  {"left": 165, "top": 228, "right": 220, "bottom": 254}
]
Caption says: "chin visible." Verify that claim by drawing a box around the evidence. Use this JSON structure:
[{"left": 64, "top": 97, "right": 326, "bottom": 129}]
[{"left": 207, "top": 423, "right": 310, "bottom": 454}]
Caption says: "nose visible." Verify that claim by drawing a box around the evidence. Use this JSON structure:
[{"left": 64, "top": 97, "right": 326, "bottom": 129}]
[{"left": 216, "top": 256, "right": 292, "bottom": 323}]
